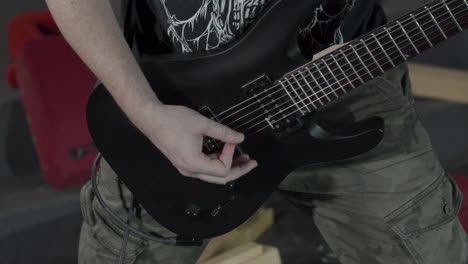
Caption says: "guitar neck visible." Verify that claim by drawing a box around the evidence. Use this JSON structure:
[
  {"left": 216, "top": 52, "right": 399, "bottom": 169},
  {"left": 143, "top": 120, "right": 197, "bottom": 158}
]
[{"left": 280, "top": 0, "right": 468, "bottom": 114}]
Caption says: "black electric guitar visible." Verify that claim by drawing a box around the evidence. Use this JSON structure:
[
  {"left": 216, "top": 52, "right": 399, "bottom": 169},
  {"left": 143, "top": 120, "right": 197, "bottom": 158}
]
[{"left": 87, "top": 0, "right": 468, "bottom": 239}]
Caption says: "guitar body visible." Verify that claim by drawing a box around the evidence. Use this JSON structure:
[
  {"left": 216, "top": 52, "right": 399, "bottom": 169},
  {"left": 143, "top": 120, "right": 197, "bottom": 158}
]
[{"left": 87, "top": 0, "right": 384, "bottom": 238}]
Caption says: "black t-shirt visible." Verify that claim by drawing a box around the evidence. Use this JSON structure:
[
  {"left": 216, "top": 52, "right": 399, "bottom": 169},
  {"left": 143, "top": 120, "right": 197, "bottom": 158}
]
[{"left": 122, "top": 0, "right": 387, "bottom": 57}]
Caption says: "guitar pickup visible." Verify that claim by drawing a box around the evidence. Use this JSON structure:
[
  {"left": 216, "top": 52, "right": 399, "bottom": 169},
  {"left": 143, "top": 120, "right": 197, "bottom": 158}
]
[{"left": 242, "top": 74, "right": 272, "bottom": 96}]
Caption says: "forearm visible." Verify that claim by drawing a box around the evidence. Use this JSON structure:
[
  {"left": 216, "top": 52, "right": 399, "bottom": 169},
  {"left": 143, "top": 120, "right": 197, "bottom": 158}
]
[{"left": 45, "top": 0, "right": 162, "bottom": 122}]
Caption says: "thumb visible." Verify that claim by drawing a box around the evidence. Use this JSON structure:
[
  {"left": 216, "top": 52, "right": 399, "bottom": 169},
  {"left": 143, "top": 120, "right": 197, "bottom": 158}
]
[{"left": 204, "top": 119, "right": 244, "bottom": 144}]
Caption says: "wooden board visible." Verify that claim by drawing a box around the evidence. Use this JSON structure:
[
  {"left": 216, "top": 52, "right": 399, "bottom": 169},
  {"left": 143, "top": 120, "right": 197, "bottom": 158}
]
[
  {"left": 196, "top": 207, "right": 274, "bottom": 263},
  {"left": 243, "top": 245, "right": 281, "bottom": 264},
  {"left": 201, "top": 242, "right": 264, "bottom": 264},
  {"left": 200, "top": 242, "right": 281, "bottom": 264},
  {"left": 409, "top": 63, "right": 468, "bottom": 104}
]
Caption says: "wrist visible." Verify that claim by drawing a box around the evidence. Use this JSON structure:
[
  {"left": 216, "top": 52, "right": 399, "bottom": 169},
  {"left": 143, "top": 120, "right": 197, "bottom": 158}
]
[{"left": 122, "top": 93, "right": 164, "bottom": 129}]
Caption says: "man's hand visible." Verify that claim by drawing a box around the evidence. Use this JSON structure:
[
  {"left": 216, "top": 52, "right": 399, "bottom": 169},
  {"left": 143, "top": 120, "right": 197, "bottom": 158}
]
[{"left": 136, "top": 103, "right": 258, "bottom": 185}]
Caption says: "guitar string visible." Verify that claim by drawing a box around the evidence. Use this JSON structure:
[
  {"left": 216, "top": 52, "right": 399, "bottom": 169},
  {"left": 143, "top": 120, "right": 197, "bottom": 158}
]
[
  {"left": 244, "top": 16, "right": 467, "bottom": 135},
  {"left": 201, "top": 1, "right": 466, "bottom": 149},
  {"left": 202, "top": 2, "right": 466, "bottom": 150},
  {"left": 255, "top": 3, "right": 468, "bottom": 125},
  {"left": 201, "top": 9, "right": 466, "bottom": 152},
  {"left": 223, "top": 3, "right": 467, "bottom": 131},
  {"left": 218, "top": 0, "right": 464, "bottom": 125},
  {"left": 243, "top": 12, "right": 467, "bottom": 134},
  {"left": 214, "top": 0, "right": 464, "bottom": 121},
  {"left": 277, "top": 0, "right": 466, "bottom": 110},
  {"left": 213, "top": 0, "right": 464, "bottom": 123},
  {"left": 279, "top": 0, "right": 466, "bottom": 113}
]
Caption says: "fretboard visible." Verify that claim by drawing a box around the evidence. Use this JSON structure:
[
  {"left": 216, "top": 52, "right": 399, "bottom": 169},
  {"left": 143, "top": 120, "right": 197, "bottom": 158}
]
[{"left": 279, "top": 0, "right": 468, "bottom": 115}]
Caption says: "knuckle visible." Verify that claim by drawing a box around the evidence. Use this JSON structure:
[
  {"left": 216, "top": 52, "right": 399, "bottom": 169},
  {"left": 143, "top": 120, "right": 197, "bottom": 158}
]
[{"left": 220, "top": 125, "right": 228, "bottom": 138}]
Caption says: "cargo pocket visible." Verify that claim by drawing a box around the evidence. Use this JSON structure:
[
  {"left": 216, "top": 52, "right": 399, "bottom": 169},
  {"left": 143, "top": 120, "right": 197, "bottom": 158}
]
[
  {"left": 79, "top": 181, "right": 148, "bottom": 263},
  {"left": 383, "top": 172, "right": 464, "bottom": 264}
]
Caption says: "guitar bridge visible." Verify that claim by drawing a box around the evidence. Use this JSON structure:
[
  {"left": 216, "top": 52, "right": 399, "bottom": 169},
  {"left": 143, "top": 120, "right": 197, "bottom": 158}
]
[{"left": 269, "top": 113, "right": 304, "bottom": 139}]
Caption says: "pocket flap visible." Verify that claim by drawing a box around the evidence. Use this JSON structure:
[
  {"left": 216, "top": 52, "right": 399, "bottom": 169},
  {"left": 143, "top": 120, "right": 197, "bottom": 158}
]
[{"left": 384, "top": 173, "right": 463, "bottom": 239}]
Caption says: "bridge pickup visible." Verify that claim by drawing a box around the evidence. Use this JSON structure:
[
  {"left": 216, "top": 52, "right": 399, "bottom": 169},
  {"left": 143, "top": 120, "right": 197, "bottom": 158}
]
[{"left": 269, "top": 114, "right": 303, "bottom": 139}]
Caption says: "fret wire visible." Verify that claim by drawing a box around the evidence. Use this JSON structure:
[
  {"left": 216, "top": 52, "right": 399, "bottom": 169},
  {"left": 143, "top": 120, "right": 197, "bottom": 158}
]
[
  {"left": 298, "top": 3, "right": 465, "bottom": 110},
  {"left": 297, "top": 71, "right": 320, "bottom": 108},
  {"left": 444, "top": 0, "right": 464, "bottom": 31},
  {"left": 299, "top": 9, "right": 467, "bottom": 111},
  {"left": 316, "top": 62, "right": 338, "bottom": 98},
  {"left": 384, "top": 27, "right": 407, "bottom": 61},
  {"left": 297, "top": 18, "right": 457, "bottom": 117},
  {"left": 371, "top": 33, "right": 395, "bottom": 67},
  {"left": 284, "top": 78, "right": 310, "bottom": 114},
  {"left": 350, "top": 44, "right": 374, "bottom": 77},
  {"left": 290, "top": 74, "right": 314, "bottom": 112},
  {"left": 220, "top": 1, "right": 461, "bottom": 122},
  {"left": 340, "top": 50, "right": 363, "bottom": 83},
  {"left": 266, "top": 21, "right": 462, "bottom": 133},
  {"left": 410, "top": 13, "right": 434, "bottom": 47},
  {"left": 243, "top": 1, "right": 466, "bottom": 128},
  {"left": 248, "top": 12, "right": 468, "bottom": 135},
  {"left": 425, "top": 6, "right": 448, "bottom": 39},
  {"left": 278, "top": 80, "right": 306, "bottom": 115},
  {"left": 305, "top": 67, "right": 330, "bottom": 103},
  {"left": 297, "top": 1, "right": 463, "bottom": 104},
  {"left": 396, "top": 21, "right": 420, "bottom": 54},
  {"left": 225, "top": 1, "right": 466, "bottom": 134},
  {"left": 323, "top": 59, "right": 347, "bottom": 94},
  {"left": 331, "top": 54, "right": 355, "bottom": 89},
  {"left": 293, "top": 7, "right": 467, "bottom": 114},
  {"left": 360, "top": 39, "right": 384, "bottom": 73}
]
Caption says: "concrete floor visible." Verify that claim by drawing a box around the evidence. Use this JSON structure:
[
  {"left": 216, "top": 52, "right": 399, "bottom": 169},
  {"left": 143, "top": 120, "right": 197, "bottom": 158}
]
[{"left": 0, "top": 0, "right": 467, "bottom": 263}]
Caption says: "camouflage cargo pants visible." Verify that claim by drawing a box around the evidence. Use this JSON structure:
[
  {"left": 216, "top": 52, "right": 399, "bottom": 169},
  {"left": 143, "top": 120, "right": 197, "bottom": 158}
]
[{"left": 78, "top": 64, "right": 468, "bottom": 264}]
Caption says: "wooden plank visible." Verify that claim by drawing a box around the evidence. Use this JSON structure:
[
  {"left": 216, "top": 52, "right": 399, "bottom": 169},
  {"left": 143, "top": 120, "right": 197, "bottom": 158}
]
[
  {"left": 196, "top": 207, "right": 274, "bottom": 263},
  {"left": 200, "top": 243, "right": 282, "bottom": 264},
  {"left": 408, "top": 63, "right": 468, "bottom": 104},
  {"left": 243, "top": 245, "right": 282, "bottom": 264},
  {"left": 200, "top": 242, "right": 263, "bottom": 264}
]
